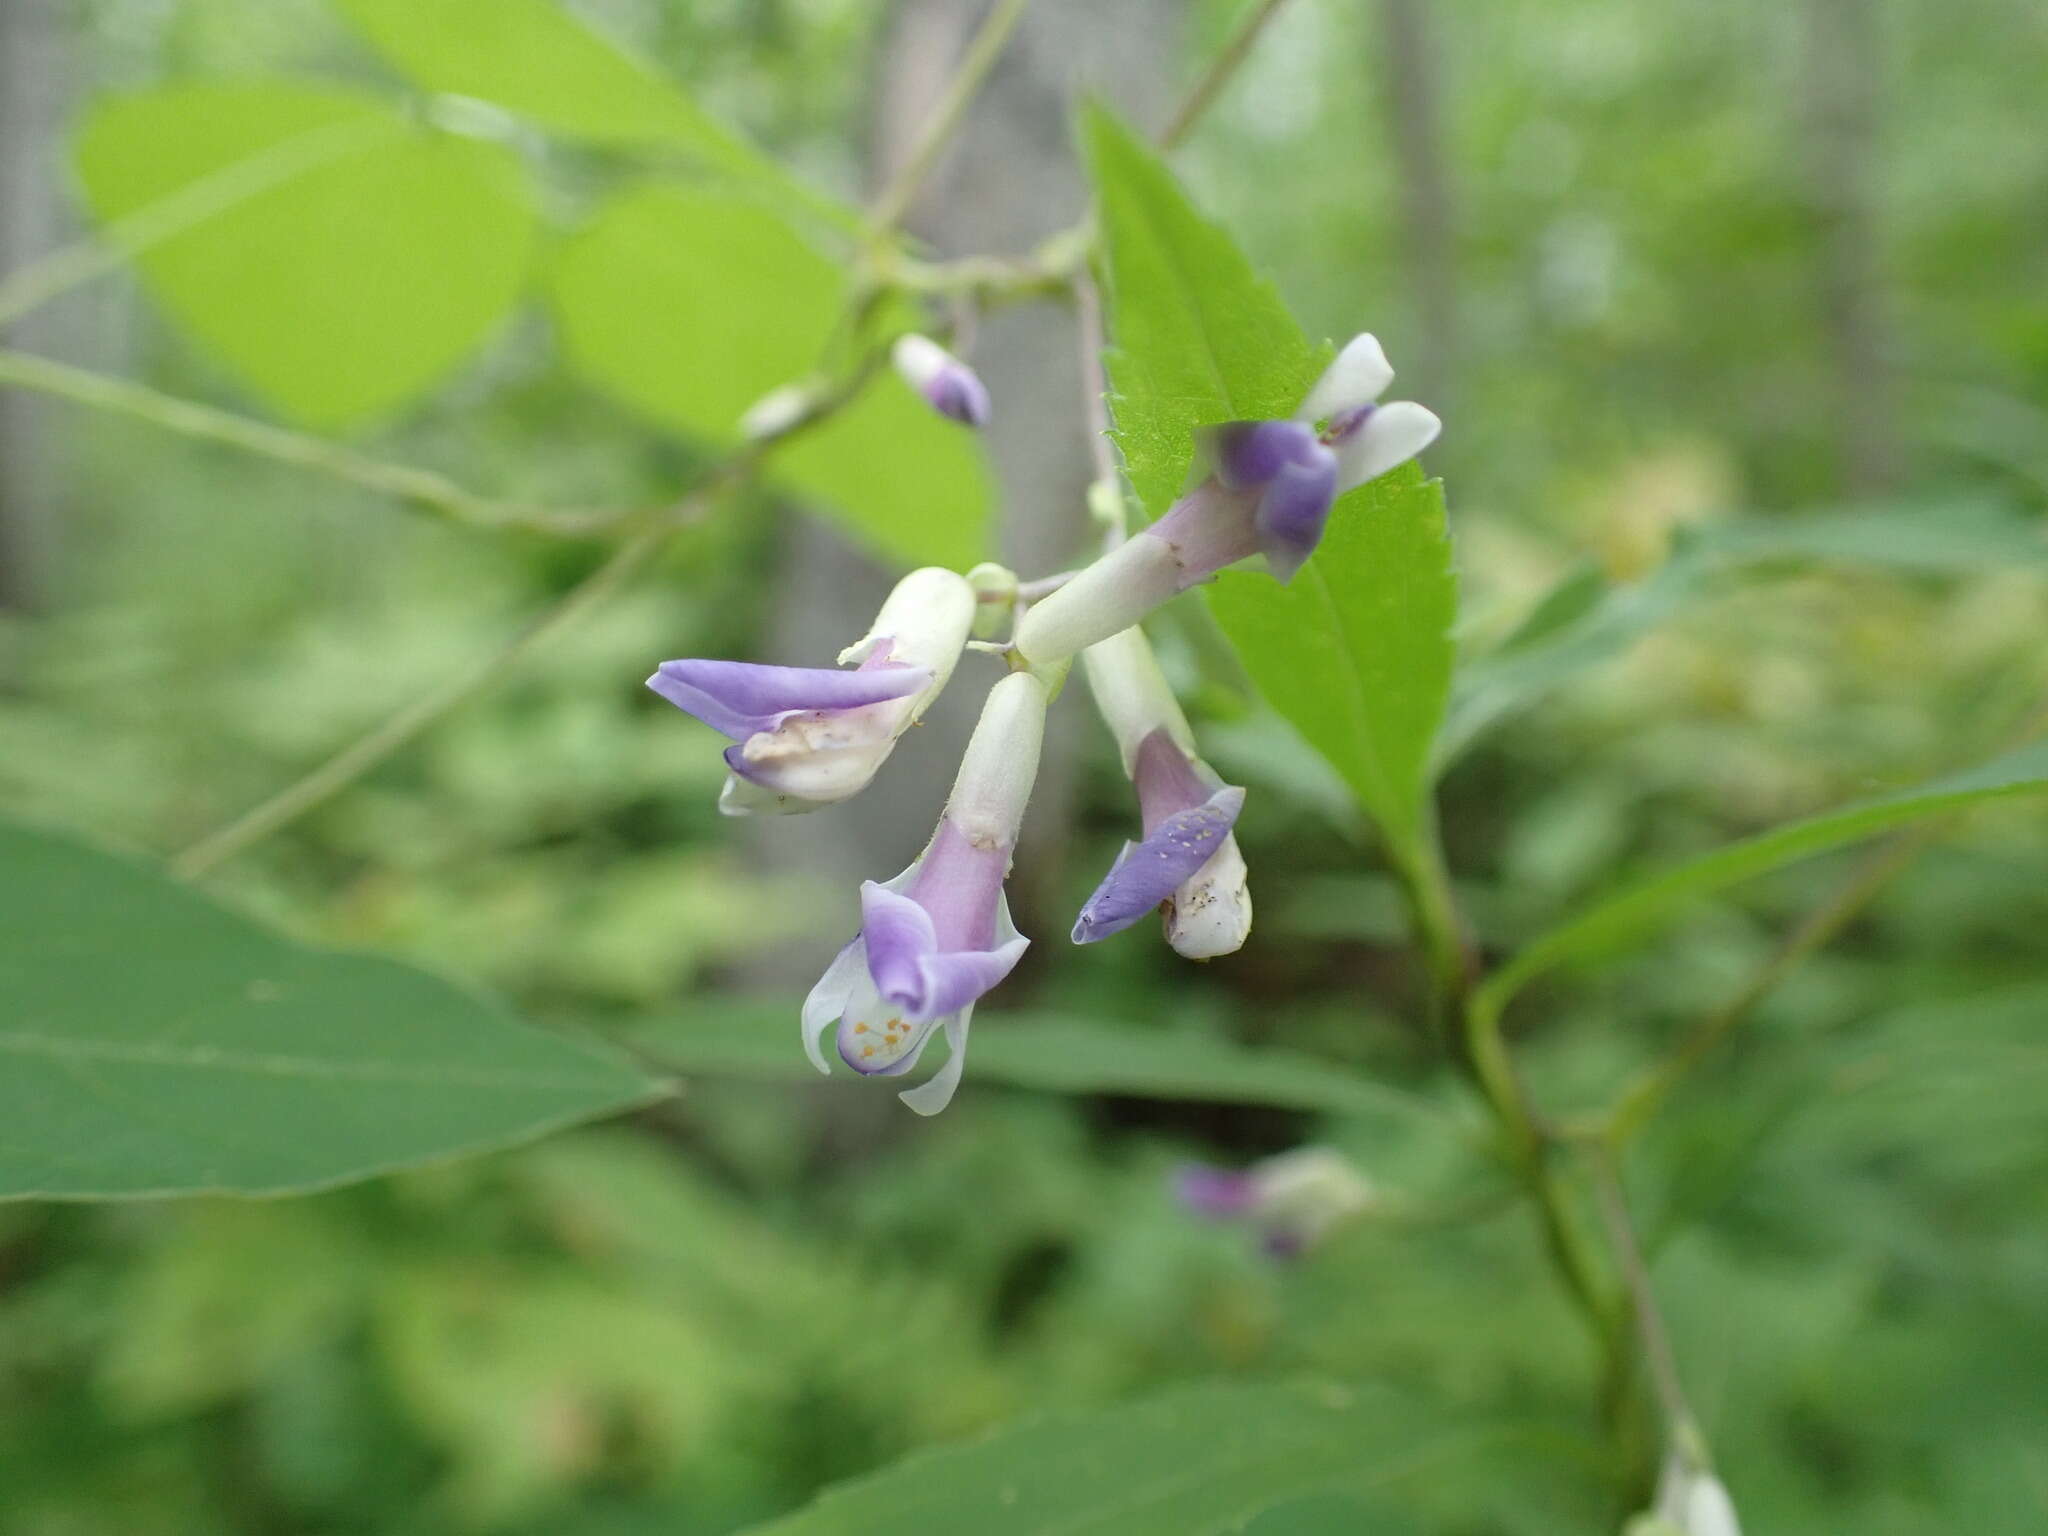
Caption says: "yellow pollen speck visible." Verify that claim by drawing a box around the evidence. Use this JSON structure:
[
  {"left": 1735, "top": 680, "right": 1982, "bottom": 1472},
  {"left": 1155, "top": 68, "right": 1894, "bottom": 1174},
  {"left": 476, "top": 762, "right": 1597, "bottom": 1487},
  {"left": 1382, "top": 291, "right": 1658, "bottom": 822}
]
[
  {"left": 854, "top": 1023, "right": 868, "bottom": 1033},
  {"left": 861, "top": 1046, "right": 875, "bottom": 1058}
]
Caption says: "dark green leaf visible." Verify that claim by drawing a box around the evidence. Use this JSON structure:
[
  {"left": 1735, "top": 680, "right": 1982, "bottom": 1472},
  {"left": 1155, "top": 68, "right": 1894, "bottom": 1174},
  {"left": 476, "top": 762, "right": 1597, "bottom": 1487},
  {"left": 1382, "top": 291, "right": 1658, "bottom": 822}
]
[
  {"left": 1083, "top": 107, "right": 1455, "bottom": 843},
  {"left": 1478, "top": 738, "right": 2048, "bottom": 1017},
  {"left": 550, "top": 184, "right": 988, "bottom": 570},
  {"left": 0, "top": 821, "right": 662, "bottom": 1200},
  {"left": 74, "top": 82, "right": 535, "bottom": 428},
  {"left": 739, "top": 1381, "right": 1476, "bottom": 1536}
]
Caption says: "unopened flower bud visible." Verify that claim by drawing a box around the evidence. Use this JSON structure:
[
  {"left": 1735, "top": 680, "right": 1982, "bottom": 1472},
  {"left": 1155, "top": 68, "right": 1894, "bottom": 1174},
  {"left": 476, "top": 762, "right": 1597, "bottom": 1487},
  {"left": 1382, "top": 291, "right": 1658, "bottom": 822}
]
[
  {"left": 965, "top": 561, "right": 1019, "bottom": 640},
  {"left": 891, "top": 333, "right": 991, "bottom": 428},
  {"left": 738, "top": 381, "right": 816, "bottom": 441}
]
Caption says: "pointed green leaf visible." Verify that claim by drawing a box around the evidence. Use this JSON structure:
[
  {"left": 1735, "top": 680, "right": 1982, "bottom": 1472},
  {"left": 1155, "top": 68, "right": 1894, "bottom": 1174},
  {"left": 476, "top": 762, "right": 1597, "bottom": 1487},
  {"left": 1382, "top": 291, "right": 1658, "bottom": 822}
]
[
  {"left": 73, "top": 82, "right": 536, "bottom": 428},
  {"left": 334, "top": 0, "right": 852, "bottom": 230},
  {"left": 550, "top": 183, "right": 988, "bottom": 570},
  {"left": 1083, "top": 107, "right": 1455, "bottom": 843},
  {"left": 0, "top": 821, "right": 662, "bottom": 1200},
  {"left": 1478, "top": 738, "right": 2048, "bottom": 1018},
  {"left": 741, "top": 1381, "right": 1476, "bottom": 1536}
]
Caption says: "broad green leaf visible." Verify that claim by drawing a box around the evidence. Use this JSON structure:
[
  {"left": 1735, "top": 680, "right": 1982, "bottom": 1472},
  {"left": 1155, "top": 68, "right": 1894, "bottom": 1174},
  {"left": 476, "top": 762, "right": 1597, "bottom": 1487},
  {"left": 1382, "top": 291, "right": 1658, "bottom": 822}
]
[
  {"left": 741, "top": 1381, "right": 1478, "bottom": 1536},
  {"left": 1083, "top": 107, "right": 1456, "bottom": 844},
  {"left": 1477, "top": 737, "right": 2048, "bottom": 1019},
  {"left": 334, "top": 0, "right": 852, "bottom": 230},
  {"left": 0, "top": 821, "right": 662, "bottom": 1200},
  {"left": 74, "top": 82, "right": 536, "bottom": 428},
  {"left": 623, "top": 1006, "right": 1442, "bottom": 1124},
  {"left": 1443, "top": 500, "right": 2048, "bottom": 764},
  {"left": 551, "top": 184, "right": 988, "bottom": 570}
]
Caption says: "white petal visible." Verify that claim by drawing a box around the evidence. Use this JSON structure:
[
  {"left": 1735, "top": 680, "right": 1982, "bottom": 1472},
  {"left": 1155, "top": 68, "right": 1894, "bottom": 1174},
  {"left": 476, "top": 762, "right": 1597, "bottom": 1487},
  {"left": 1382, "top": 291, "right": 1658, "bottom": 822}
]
[
  {"left": 890, "top": 333, "right": 951, "bottom": 390},
  {"left": 1164, "top": 833, "right": 1252, "bottom": 960},
  {"left": 898, "top": 1008, "right": 973, "bottom": 1116},
  {"left": 1682, "top": 1477, "right": 1741, "bottom": 1536},
  {"left": 1298, "top": 333, "right": 1394, "bottom": 423},
  {"left": 801, "top": 939, "right": 866, "bottom": 1074},
  {"left": 719, "top": 772, "right": 824, "bottom": 817},
  {"left": 1331, "top": 400, "right": 1440, "bottom": 493}
]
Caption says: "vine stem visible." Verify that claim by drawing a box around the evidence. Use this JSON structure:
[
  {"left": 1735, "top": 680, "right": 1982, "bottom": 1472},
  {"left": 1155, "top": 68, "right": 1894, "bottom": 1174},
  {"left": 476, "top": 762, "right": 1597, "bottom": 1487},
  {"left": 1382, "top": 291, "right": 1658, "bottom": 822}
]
[
  {"left": 0, "top": 349, "right": 616, "bottom": 536},
  {"left": 865, "top": 0, "right": 1034, "bottom": 239},
  {"left": 1160, "top": 0, "right": 1294, "bottom": 150},
  {"left": 1589, "top": 1147, "right": 1700, "bottom": 1448},
  {"left": 168, "top": 524, "right": 672, "bottom": 881}
]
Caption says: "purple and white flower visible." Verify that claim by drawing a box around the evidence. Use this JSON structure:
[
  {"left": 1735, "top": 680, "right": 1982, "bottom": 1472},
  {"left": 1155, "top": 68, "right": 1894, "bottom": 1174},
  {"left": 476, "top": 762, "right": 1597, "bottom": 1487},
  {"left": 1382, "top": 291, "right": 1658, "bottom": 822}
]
[
  {"left": 891, "top": 333, "right": 991, "bottom": 428},
  {"left": 1015, "top": 334, "right": 1440, "bottom": 665},
  {"left": 802, "top": 670, "right": 1047, "bottom": 1114},
  {"left": 648, "top": 566, "right": 975, "bottom": 816},
  {"left": 1176, "top": 1147, "right": 1375, "bottom": 1259},
  {"left": 1072, "top": 626, "right": 1249, "bottom": 958}
]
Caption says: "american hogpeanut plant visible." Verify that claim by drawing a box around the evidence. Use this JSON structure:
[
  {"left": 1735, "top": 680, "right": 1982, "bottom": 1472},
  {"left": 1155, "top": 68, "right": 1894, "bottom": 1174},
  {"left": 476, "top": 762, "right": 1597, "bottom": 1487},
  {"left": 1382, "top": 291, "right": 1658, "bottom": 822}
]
[{"left": 4, "top": 1, "right": 2046, "bottom": 1532}]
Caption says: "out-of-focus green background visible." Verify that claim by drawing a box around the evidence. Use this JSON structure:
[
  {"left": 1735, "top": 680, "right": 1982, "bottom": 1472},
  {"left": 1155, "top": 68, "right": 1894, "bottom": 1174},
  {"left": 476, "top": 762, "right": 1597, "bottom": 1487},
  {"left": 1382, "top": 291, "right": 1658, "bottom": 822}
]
[{"left": 1, "top": 0, "right": 2044, "bottom": 1531}]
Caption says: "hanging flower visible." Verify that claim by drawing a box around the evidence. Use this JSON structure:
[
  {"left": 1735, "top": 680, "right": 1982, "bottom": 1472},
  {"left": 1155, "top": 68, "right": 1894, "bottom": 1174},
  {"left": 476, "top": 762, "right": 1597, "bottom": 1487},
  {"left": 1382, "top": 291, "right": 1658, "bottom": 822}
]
[
  {"left": 1175, "top": 1147, "right": 1375, "bottom": 1259},
  {"left": 647, "top": 567, "right": 975, "bottom": 816},
  {"left": 802, "top": 670, "right": 1047, "bottom": 1114},
  {"left": 1071, "top": 626, "right": 1249, "bottom": 958},
  {"left": 1014, "top": 334, "right": 1439, "bottom": 665},
  {"left": 892, "top": 333, "right": 992, "bottom": 427}
]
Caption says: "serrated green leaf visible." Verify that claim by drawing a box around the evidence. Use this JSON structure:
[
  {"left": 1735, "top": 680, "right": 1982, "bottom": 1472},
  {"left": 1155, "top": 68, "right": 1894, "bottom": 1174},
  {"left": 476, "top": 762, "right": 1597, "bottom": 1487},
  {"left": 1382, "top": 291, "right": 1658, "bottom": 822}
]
[
  {"left": 334, "top": 0, "right": 853, "bottom": 231},
  {"left": 740, "top": 1381, "right": 1477, "bottom": 1536},
  {"left": 622, "top": 1005, "right": 1444, "bottom": 1124},
  {"left": 1083, "top": 107, "right": 1455, "bottom": 843},
  {"left": 73, "top": 81, "right": 535, "bottom": 428},
  {"left": 1478, "top": 738, "right": 2048, "bottom": 1019},
  {"left": 0, "top": 820, "right": 661, "bottom": 1200},
  {"left": 550, "top": 183, "right": 988, "bottom": 569}
]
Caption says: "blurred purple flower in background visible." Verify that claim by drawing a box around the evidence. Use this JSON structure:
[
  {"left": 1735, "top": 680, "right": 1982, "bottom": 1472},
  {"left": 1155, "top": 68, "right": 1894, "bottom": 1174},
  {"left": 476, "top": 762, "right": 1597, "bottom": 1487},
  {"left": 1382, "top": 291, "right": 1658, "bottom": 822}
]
[{"left": 1175, "top": 1147, "right": 1375, "bottom": 1259}]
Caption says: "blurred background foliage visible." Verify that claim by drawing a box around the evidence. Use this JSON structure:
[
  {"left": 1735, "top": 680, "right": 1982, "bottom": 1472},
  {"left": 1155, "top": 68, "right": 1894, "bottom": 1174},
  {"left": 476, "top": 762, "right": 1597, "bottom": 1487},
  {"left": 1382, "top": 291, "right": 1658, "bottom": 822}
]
[{"left": 0, "top": 0, "right": 2044, "bottom": 1532}]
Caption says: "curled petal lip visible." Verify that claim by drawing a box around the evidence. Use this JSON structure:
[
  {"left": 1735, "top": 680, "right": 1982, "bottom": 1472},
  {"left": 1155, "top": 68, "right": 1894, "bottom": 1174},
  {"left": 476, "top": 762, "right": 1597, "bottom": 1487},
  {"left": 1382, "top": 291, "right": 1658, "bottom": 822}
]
[
  {"left": 859, "top": 881, "right": 1029, "bottom": 1022},
  {"left": 1071, "top": 784, "right": 1246, "bottom": 943},
  {"left": 646, "top": 658, "right": 927, "bottom": 742}
]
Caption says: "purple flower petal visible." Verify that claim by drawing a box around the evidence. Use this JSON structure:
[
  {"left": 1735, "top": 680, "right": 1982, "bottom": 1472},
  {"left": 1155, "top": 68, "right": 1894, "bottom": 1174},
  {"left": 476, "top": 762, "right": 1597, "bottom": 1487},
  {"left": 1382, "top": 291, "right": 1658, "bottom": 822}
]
[
  {"left": 859, "top": 882, "right": 1028, "bottom": 1021},
  {"left": 1071, "top": 785, "right": 1245, "bottom": 943},
  {"left": 1253, "top": 453, "right": 1339, "bottom": 583},
  {"left": 646, "top": 659, "right": 927, "bottom": 742},
  {"left": 924, "top": 366, "right": 992, "bottom": 428},
  {"left": 1175, "top": 1163, "right": 1260, "bottom": 1219},
  {"left": 1201, "top": 420, "right": 1323, "bottom": 489}
]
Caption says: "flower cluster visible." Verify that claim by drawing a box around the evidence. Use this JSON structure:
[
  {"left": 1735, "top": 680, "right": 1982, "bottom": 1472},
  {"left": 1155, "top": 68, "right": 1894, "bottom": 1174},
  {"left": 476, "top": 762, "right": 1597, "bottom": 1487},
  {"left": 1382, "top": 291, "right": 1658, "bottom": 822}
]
[{"left": 649, "top": 333, "right": 1437, "bottom": 1112}]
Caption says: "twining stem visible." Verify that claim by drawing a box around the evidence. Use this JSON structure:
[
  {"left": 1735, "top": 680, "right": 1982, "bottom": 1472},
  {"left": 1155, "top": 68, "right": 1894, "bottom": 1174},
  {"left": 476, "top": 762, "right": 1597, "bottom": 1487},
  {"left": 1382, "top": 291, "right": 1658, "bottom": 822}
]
[
  {"left": 864, "top": 0, "right": 1034, "bottom": 239},
  {"left": 1589, "top": 1148, "right": 1699, "bottom": 1446},
  {"left": 1603, "top": 820, "right": 1940, "bottom": 1144},
  {"left": 168, "top": 524, "right": 673, "bottom": 881},
  {"left": 0, "top": 349, "right": 611, "bottom": 536},
  {"left": 1160, "top": 0, "right": 1296, "bottom": 150}
]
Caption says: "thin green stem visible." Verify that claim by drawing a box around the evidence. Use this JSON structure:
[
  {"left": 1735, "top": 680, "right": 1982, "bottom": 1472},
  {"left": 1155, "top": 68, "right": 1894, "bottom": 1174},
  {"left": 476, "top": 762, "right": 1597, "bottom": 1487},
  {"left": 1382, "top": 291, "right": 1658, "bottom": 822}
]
[
  {"left": 1588, "top": 1147, "right": 1697, "bottom": 1443},
  {"left": 168, "top": 524, "right": 674, "bottom": 881},
  {"left": 1160, "top": 0, "right": 1295, "bottom": 150},
  {"left": 0, "top": 115, "right": 397, "bottom": 331},
  {"left": 865, "top": 0, "right": 1034, "bottom": 239},
  {"left": 0, "top": 348, "right": 616, "bottom": 536}
]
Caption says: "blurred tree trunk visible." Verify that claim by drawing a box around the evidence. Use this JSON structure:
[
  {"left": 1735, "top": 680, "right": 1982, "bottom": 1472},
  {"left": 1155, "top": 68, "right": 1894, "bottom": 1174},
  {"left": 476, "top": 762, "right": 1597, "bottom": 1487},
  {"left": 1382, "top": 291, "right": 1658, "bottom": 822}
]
[
  {"left": 757, "top": 0, "right": 1180, "bottom": 988},
  {"left": 0, "top": 0, "right": 70, "bottom": 612},
  {"left": 1803, "top": 0, "right": 1898, "bottom": 494},
  {"left": 1378, "top": 0, "right": 1456, "bottom": 407}
]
